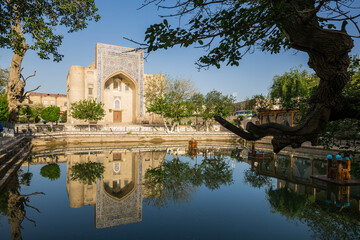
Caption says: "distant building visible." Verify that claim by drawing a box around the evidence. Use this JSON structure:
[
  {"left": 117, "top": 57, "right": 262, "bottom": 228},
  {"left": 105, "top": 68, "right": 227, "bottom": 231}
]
[
  {"left": 66, "top": 43, "right": 162, "bottom": 124},
  {"left": 28, "top": 92, "right": 67, "bottom": 111}
]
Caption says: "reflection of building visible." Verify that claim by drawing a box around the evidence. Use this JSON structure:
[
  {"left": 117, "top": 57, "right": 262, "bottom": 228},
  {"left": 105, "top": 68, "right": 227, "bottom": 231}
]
[
  {"left": 66, "top": 43, "right": 163, "bottom": 124},
  {"left": 66, "top": 150, "right": 166, "bottom": 228}
]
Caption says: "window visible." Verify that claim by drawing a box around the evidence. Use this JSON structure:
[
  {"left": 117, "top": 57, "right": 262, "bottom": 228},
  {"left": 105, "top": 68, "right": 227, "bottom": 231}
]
[
  {"left": 64, "top": 102, "right": 67, "bottom": 106},
  {"left": 50, "top": 101, "right": 55, "bottom": 105},
  {"left": 105, "top": 82, "right": 110, "bottom": 89},
  {"left": 88, "top": 88, "right": 93, "bottom": 95},
  {"left": 114, "top": 99, "right": 121, "bottom": 109},
  {"left": 125, "top": 84, "right": 129, "bottom": 91},
  {"left": 44, "top": 100, "right": 48, "bottom": 105}
]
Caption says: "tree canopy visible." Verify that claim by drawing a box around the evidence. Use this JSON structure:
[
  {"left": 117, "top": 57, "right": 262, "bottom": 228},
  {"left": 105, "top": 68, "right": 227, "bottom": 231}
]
[
  {"left": 140, "top": 0, "right": 360, "bottom": 153},
  {"left": 40, "top": 105, "right": 60, "bottom": 123},
  {"left": 145, "top": 76, "right": 195, "bottom": 132},
  {"left": 70, "top": 99, "right": 105, "bottom": 122},
  {"left": 2, "top": 0, "right": 99, "bottom": 122},
  {"left": 269, "top": 67, "right": 319, "bottom": 109}
]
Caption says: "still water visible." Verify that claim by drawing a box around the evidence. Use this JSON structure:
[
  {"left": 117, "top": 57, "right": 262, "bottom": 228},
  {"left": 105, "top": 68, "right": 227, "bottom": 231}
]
[{"left": 0, "top": 143, "right": 360, "bottom": 239}]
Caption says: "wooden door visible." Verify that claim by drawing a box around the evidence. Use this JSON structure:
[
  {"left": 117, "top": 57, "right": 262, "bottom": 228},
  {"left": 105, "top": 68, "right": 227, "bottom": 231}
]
[{"left": 113, "top": 111, "right": 122, "bottom": 123}]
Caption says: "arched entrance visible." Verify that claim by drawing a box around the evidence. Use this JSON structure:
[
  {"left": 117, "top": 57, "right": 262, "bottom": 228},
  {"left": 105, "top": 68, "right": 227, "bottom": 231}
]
[{"left": 103, "top": 72, "right": 138, "bottom": 123}]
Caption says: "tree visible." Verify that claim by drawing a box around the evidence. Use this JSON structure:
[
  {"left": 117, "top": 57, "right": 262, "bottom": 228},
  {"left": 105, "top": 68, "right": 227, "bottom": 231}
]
[
  {"left": 40, "top": 163, "right": 60, "bottom": 181},
  {"left": 245, "top": 94, "right": 273, "bottom": 113},
  {"left": 0, "top": 93, "right": 9, "bottom": 122},
  {"left": 145, "top": 77, "right": 195, "bottom": 132},
  {"left": 269, "top": 67, "right": 319, "bottom": 109},
  {"left": 201, "top": 90, "right": 234, "bottom": 131},
  {"left": 139, "top": 0, "right": 360, "bottom": 153},
  {"left": 70, "top": 99, "right": 105, "bottom": 123},
  {"left": 189, "top": 92, "right": 205, "bottom": 130},
  {"left": 40, "top": 106, "right": 60, "bottom": 127},
  {"left": 1, "top": 1, "right": 100, "bottom": 123}
]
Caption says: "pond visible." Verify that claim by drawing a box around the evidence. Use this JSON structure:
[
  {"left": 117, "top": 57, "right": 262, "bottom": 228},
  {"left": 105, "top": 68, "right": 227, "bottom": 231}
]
[{"left": 0, "top": 143, "right": 360, "bottom": 239}]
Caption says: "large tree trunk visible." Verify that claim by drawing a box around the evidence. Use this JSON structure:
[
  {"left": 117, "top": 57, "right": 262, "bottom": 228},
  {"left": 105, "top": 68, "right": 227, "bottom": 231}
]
[
  {"left": 6, "top": 52, "right": 26, "bottom": 123},
  {"left": 216, "top": 0, "right": 358, "bottom": 153},
  {"left": 5, "top": 14, "right": 28, "bottom": 123}
]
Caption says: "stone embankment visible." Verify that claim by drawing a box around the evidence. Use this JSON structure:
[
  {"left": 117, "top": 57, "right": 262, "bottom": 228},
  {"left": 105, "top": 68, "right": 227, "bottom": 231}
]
[
  {"left": 0, "top": 135, "right": 32, "bottom": 192},
  {"left": 31, "top": 131, "right": 239, "bottom": 146}
]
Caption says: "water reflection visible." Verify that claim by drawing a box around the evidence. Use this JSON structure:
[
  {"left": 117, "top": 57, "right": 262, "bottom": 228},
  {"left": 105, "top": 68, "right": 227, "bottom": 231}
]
[
  {"left": 1, "top": 143, "right": 359, "bottom": 239},
  {"left": 0, "top": 167, "right": 44, "bottom": 240},
  {"left": 248, "top": 155, "right": 360, "bottom": 239},
  {"left": 143, "top": 152, "right": 234, "bottom": 208}
]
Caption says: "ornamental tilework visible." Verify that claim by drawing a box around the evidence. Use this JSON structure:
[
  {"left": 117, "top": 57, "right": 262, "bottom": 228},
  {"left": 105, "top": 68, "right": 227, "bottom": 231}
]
[
  {"left": 96, "top": 162, "right": 143, "bottom": 228},
  {"left": 96, "top": 43, "right": 144, "bottom": 112}
]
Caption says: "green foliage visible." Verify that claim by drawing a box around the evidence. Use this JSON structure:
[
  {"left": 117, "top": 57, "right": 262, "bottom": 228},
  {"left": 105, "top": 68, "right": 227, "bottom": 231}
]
[
  {"left": 40, "top": 164, "right": 60, "bottom": 181},
  {"left": 269, "top": 67, "right": 319, "bottom": 110},
  {"left": 70, "top": 162, "right": 105, "bottom": 184},
  {"left": 41, "top": 106, "right": 60, "bottom": 123},
  {"left": 60, "top": 110, "right": 67, "bottom": 123},
  {"left": 0, "top": 1, "right": 100, "bottom": 61},
  {"left": 31, "top": 103, "right": 45, "bottom": 123},
  {"left": 201, "top": 90, "right": 235, "bottom": 125},
  {"left": 0, "top": 93, "right": 9, "bottom": 121},
  {"left": 146, "top": 77, "right": 195, "bottom": 131},
  {"left": 144, "top": 1, "right": 292, "bottom": 68},
  {"left": 245, "top": 94, "right": 273, "bottom": 113},
  {"left": 70, "top": 99, "right": 105, "bottom": 122},
  {"left": 18, "top": 105, "right": 32, "bottom": 122},
  {"left": 189, "top": 92, "right": 205, "bottom": 117}
]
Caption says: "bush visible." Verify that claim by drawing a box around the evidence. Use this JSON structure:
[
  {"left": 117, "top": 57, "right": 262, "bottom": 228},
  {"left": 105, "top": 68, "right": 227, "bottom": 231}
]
[{"left": 41, "top": 106, "right": 60, "bottom": 123}]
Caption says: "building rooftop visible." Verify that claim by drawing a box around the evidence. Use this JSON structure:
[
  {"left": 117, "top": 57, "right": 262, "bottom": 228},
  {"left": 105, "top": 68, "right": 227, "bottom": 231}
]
[{"left": 29, "top": 92, "right": 67, "bottom": 97}]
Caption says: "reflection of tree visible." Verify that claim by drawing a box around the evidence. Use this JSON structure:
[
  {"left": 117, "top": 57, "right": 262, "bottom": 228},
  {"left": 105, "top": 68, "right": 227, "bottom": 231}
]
[
  {"left": 300, "top": 202, "right": 360, "bottom": 240},
  {"left": 202, "top": 159, "right": 233, "bottom": 190},
  {"left": 143, "top": 158, "right": 196, "bottom": 208},
  {"left": 69, "top": 162, "right": 104, "bottom": 184},
  {"left": 267, "top": 186, "right": 360, "bottom": 239},
  {"left": 40, "top": 164, "right": 60, "bottom": 181},
  {"left": 0, "top": 171, "right": 44, "bottom": 240},
  {"left": 143, "top": 155, "right": 233, "bottom": 208},
  {"left": 244, "top": 169, "right": 272, "bottom": 189},
  {"left": 267, "top": 186, "right": 314, "bottom": 220}
]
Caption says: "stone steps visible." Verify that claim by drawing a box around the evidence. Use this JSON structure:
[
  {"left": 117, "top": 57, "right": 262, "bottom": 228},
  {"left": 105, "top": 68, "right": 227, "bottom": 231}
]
[{"left": 0, "top": 136, "right": 32, "bottom": 192}]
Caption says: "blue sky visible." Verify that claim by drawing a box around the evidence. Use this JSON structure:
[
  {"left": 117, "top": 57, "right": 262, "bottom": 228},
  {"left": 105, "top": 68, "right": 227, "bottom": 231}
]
[{"left": 0, "top": 0, "right": 359, "bottom": 102}]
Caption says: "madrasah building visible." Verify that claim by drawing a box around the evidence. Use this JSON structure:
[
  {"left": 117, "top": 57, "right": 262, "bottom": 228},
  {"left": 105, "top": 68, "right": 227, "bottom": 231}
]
[{"left": 66, "top": 43, "right": 162, "bottom": 124}]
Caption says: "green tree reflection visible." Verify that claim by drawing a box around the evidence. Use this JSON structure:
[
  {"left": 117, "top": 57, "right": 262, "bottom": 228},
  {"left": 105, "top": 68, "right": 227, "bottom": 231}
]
[
  {"left": 143, "top": 155, "right": 233, "bottom": 208},
  {"left": 69, "top": 162, "right": 105, "bottom": 184},
  {"left": 40, "top": 164, "right": 60, "bottom": 181},
  {"left": 244, "top": 169, "right": 272, "bottom": 189},
  {"left": 266, "top": 186, "right": 360, "bottom": 239}
]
